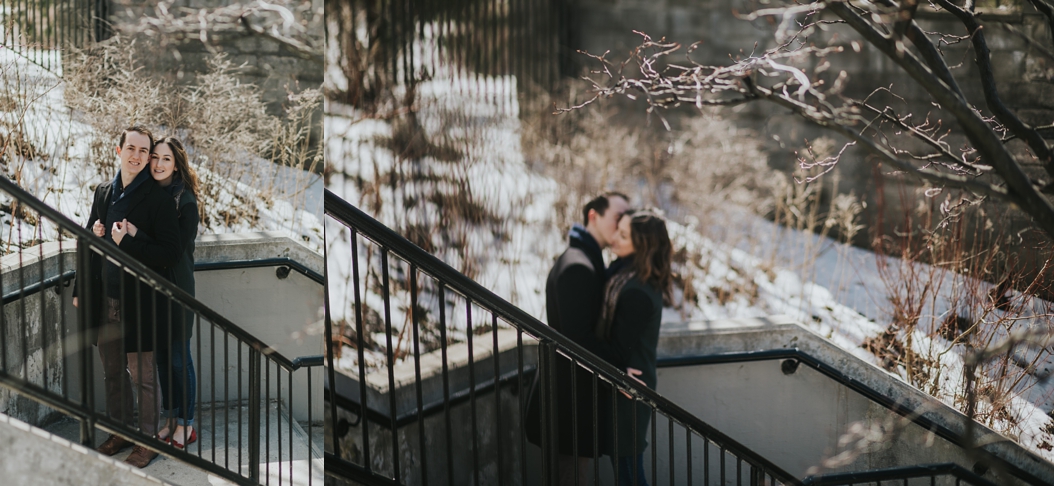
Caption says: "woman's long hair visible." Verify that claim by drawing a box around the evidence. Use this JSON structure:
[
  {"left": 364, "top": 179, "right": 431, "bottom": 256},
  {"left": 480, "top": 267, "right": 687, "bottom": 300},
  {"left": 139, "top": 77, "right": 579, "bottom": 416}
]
[
  {"left": 155, "top": 137, "right": 199, "bottom": 199},
  {"left": 626, "top": 210, "right": 673, "bottom": 302},
  {"left": 596, "top": 209, "right": 673, "bottom": 339}
]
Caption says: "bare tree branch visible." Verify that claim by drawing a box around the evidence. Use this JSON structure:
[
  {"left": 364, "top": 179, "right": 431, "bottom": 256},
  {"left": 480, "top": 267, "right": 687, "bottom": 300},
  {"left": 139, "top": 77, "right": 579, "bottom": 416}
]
[
  {"left": 1026, "top": 0, "right": 1054, "bottom": 50},
  {"left": 930, "top": 0, "right": 1054, "bottom": 177}
]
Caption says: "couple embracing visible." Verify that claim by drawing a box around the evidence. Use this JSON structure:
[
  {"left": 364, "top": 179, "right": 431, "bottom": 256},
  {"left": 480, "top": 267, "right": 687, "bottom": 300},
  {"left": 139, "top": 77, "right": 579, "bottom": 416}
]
[
  {"left": 528, "top": 192, "right": 673, "bottom": 486},
  {"left": 73, "top": 126, "right": 200, "bottom": 468}
]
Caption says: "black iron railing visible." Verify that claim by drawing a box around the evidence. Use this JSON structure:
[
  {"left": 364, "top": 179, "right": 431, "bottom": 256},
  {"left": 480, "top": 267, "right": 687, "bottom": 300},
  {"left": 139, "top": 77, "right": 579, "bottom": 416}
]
[
  {"left": 0, "top": 175, "right": 321, "bottom": 485},
  {"left": 324, "top": 189, "right": 798, "bottom": 485},
  {"left": 801, "top": 463, "right": 997, "bottom": 486},
  {"left": 329, "top": 0, "right": 569, "bottom": 111},
  {"left": 658, "top": 349, "right": 1050, "bottom": 486},
  {"left": 0, "top": 0, "right": 105, "bottom": 73}
]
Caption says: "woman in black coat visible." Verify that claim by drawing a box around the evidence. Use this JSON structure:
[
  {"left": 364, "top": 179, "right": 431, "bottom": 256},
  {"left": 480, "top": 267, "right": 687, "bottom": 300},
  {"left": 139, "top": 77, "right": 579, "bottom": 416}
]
[
  {"left": 132, "top": 137, "right": 201, "bottom": 449},
  {"left": 595, "top": 210, "right": 672, "bottom": 486}
]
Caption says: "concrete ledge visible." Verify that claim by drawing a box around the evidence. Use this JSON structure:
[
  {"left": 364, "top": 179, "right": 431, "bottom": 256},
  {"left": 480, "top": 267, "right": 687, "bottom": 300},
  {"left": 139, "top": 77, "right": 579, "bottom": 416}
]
[
  {"left": 657, "top": 316, "right": 1054, "bottom": 484},
  {"left": 0, "top": 413, "right": 170, "bottom": 485},
  {"left": 195, "top": 231, "right": 323, "bottom": 277}
]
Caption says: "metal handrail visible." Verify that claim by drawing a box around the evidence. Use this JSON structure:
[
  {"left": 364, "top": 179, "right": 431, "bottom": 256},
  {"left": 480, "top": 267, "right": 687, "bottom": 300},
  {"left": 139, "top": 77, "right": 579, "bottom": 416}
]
[
  {"left": 325, "top": 189, "right": 800, "bottom": 484},
  {"left": 801, "top": 463, "right": 997, "bottom": 486},
  {"left": 0, "top": 176, "right": 297, "bottom": 370},
  {"left": 195, "top": 257, "right": 324, "bottom": 285},
  {"left": 658, "top": 349, "right": 1051, "bottom": 486},
  {"left": 0, "top": 256, "right": 323, "bottom": 306}
]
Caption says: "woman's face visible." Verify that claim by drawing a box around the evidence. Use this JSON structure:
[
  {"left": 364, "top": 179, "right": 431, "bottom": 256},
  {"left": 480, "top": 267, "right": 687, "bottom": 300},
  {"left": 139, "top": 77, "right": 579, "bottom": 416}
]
[
  {"left": 150, "top": 143, "right": 177, "bottom": 185},
  {"left": 610, "top": 216, "right": 636, "bottom": 258}
]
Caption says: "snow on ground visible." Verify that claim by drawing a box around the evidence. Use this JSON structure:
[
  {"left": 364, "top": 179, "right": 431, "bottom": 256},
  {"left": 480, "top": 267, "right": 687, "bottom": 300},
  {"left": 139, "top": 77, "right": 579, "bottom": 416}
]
[{"left": 0, "top": 48, "right": 323, "bottom": 252}]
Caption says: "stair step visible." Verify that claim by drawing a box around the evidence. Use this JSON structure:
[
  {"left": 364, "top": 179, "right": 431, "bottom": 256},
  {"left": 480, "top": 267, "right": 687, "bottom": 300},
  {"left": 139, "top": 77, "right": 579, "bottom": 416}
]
[{"left": 43, "top": 400, "right": 323, "bottom": 486}]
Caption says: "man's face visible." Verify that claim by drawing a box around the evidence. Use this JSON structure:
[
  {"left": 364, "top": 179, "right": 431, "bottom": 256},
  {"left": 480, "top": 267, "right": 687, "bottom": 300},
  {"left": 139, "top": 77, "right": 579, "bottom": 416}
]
[
  {"left": 117, "top": 131, "right": 151, "bottom": 178},
  {"left": 591, "top": 196, "right": 629, "bottom": 248}
]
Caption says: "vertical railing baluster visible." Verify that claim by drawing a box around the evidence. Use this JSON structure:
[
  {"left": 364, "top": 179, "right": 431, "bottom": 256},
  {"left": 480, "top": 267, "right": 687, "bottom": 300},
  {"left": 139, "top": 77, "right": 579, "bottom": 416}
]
[
  {"left": 571, "top": 353, "right": 579, "bottom": 486},
  {"left": 266, "top": 354, "right": 271, "bottom": 485},
  {"left": 350, "top": 230, "right": 369, "bottom": 469},
  {"left": 37, "top": 219, "right": 46, "bottom": 391},
  {"left": 517, "top": 328, "right": 527, "bottom": 486},
  {"left": 76, "top": 238, "right": 94, "bottom": 447},
  {"left": 211, "top": 321, "right": 217, "bottom": 465},
  {"left": 307, "top": 366, "right": 313, "bottom": 486},
  {"left": 277, "top": 360, "right": 283, "bottom": 486},
  {"left": 593, "top": 373, "right": 599, "bottom": 485},
  {"left": 59, "top": 226, "right": 68, "bottom": 400},
  {"left": 438, "top": 283, "right": 453, "bottom": 485},
  {"left": 288, "top": 368, "right": 294, "bottom": 486},
  {"left": 466, "top": 299, "right": 479, "bottom": 486},
  {"left": 224, "top": 329, "right": 230, "bottom": 471},
  {"left": 491, "top": 313, "right": 502, "bottom": 483},
  {"left": 721, "top": 446, "right": 726, "bottom": 485},
  {"left": 687, "top": 426, "right": 693, "bottom": 486},
  {"left": 666, "top": 413, "right": 674, "bottom": 484},
  {"left": 248, "top": 347, "right": 261, "bottom": 483},
  {"left": 380, "top": 249, "right": 399, "bottom": 481},
  {"left": 238, "top": 338, "right": 243, "bottom": 468},
  {"left": 409, "top": 265, "right": 428, "bottom": 483},
  {"left": 704, "top": 437, "right": 709, "bottom": 485},
  {"left": 540, "top": 339, "right": 559, "bottom": 486}
]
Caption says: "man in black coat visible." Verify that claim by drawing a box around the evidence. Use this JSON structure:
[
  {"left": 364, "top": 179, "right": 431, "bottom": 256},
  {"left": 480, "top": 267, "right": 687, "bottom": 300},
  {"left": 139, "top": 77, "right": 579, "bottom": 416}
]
[
  {"left": 73, "top": 126, "right": 182, "bottom": 468},
  {"left": 526, "top": 191, "right": 629, "bottom": 484}
]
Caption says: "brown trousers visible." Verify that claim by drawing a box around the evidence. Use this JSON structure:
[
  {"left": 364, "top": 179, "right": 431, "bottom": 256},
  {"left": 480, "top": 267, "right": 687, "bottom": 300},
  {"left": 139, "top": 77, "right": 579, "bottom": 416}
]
[{"left": 98, "top": 298, "right": 161, "bottom": 436}]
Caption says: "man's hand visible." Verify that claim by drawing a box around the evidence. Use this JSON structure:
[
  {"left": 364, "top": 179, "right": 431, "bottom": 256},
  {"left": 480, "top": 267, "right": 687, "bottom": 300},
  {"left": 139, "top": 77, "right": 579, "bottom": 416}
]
[
  {"left": 92, "top": 220, "right": 104, "bottom": 237},
  {"left": 72, "top": 297, "right": 78, "bottom": 308},
  {"left": 112, "top": 220, "right": 129, "bottom": 246},
  {"left": 125, "top": 221, "right": 138, "bottom": 237}
]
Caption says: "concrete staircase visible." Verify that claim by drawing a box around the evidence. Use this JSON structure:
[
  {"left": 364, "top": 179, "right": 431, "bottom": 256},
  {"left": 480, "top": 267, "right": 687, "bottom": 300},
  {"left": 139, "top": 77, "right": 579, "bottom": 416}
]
[{"left": 38, "top": 400, "right": 324, "bottom": 486}]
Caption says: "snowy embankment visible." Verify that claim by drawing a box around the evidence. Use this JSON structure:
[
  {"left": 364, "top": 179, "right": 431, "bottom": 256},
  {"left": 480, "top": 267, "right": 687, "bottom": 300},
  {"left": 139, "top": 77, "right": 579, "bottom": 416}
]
[
  {"left": 0, "top": 49, "right": 323, "bottom": 252},
  {"left": 324, "top": 61, "right": 1054, "bottom": 461}
]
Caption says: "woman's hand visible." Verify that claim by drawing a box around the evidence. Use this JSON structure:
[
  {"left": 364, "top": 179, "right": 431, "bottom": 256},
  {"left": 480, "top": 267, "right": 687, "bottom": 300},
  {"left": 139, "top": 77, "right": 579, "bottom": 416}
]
[
  {"left": 125, "top": 221, "right": 138, "bottom": 237},
  {"left": 112, "top": 220, "right": 129, "bottom": 246},
  {"left": 620, "top": 367, "right": 646, "bottom": 398},
  {"left": 92, "top": 220, "right": 104, "bottom": 237}
]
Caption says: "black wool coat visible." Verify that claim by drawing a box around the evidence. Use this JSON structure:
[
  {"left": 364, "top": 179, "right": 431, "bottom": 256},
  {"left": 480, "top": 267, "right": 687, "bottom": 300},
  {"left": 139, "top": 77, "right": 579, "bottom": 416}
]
[
  {"left": 138, "top": 188, "right": 198, "bottom": 343},
  {"left": 525, "top": 233, "right": 611, "bottom": 457},
  {"left": 76, "top": 176, "right": 182, "bottom": 353},
  {"left": 598, "top": 277, "right": 663, "bottom": 458}
]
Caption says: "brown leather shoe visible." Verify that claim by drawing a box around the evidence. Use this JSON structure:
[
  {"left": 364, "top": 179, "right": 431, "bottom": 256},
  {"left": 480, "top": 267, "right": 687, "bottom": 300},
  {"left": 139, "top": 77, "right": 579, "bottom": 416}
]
[
  {"left": 95, "top": 434, "right": 133, "bottom": 456},
  {"left": 124, "top": 445, "right": 159, "bottom": 468}
]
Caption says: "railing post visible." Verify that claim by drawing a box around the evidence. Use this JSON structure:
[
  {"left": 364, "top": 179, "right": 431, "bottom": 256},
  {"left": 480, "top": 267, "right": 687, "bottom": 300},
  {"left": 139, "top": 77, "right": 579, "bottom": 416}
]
[
  {"left": 248, "top": 348, "right": 262, "bottom": 483},
  {"left": 75, "top": 237, "right": 95, "bottom": 447},
  {"left": 538, "top": 340, "right": 559, "bottom": 486}
]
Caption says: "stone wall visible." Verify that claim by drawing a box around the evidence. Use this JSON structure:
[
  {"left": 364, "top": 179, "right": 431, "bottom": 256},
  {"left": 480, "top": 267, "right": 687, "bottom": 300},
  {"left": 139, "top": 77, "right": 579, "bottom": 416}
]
[{"left": 105, "top": 0, "right": 323, "bottom": 122}]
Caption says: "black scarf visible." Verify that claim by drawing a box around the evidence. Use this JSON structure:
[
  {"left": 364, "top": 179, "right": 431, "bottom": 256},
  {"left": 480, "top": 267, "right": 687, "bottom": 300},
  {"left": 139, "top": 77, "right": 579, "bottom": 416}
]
[
  {"left": 105, "top": 169, "right": 151, "bottom": 240},
  {"left": 162, "top": 177, "right": 186, "bottom": 213}
]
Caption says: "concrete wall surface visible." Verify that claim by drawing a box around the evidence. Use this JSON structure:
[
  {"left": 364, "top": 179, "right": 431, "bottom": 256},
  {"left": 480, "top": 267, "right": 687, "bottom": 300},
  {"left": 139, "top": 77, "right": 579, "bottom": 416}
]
[
  {"left": 652, "top": 316, "right": 1054, "bottom": 484},
  {"left": 0, "top": 413, "right": 171, "bottom": 485},
  {"left": 0, "top": 232, "right": 324, "bottom": 426}
]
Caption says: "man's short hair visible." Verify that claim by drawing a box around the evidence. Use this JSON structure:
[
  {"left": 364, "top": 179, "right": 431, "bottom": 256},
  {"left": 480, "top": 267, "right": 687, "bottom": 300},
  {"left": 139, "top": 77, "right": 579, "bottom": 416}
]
[
  {"left": 118, "top": 126, "right": 155, "bottom": 150},
  {"left": 582, "top": 191, "right": 629, "bottom": 225}
]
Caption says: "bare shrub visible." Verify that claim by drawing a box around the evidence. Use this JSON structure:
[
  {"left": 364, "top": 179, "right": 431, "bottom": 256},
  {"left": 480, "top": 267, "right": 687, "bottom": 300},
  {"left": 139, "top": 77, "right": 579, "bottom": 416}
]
[
  {"left": 868, "top": 187, "right": 1054, "bottom": 438},
  {"left": 63, "top": 36, "right": 317, "bottom": 234}
]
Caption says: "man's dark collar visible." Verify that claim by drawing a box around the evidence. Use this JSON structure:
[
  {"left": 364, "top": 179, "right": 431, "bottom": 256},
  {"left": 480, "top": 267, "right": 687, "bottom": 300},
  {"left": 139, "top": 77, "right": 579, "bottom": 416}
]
[{"left": 568, "top": 223, "right": 605, "bottom": 269}]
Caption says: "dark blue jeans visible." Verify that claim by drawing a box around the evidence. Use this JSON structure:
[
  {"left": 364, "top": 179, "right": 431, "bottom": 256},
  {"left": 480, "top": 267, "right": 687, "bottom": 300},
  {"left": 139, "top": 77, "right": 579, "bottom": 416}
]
[
  {"left": 611, "top": 453, "right": 648, "bottom": 486},
  {"left": 156, "top": 339, "right": 196, "bottom": 426}
]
